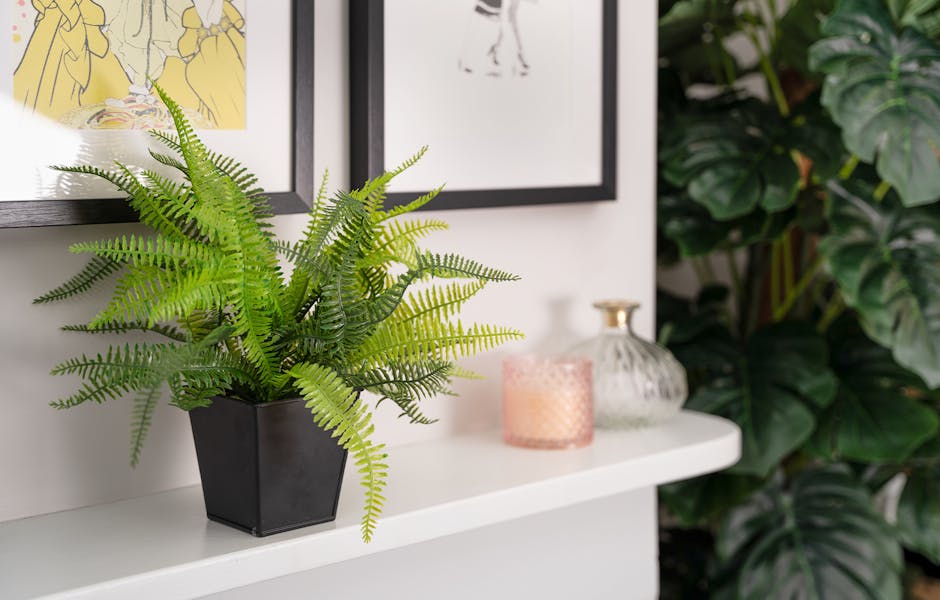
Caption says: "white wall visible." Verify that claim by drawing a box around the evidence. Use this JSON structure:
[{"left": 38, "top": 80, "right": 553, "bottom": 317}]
[{"left": 0, "top": 0, "right": 657, "bottom": 523}]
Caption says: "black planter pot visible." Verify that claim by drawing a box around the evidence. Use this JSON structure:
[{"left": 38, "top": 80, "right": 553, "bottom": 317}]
[{"left": 189, "top": 396, "right": 348, "bottom": 536}]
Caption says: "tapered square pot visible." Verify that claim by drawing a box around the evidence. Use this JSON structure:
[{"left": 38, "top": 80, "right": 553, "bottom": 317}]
[{"left": 189, "top": 396, "right": 348, "bottom": 536}]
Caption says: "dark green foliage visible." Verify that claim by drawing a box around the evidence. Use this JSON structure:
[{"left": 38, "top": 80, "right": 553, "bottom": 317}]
[
  {"left": 657, "top": 0, "right": 940, "bottom": 596},
  {"left": 660, "top": 98, "right": 841, "bottom": 220},
  {"left": 810, "top": 0, "right": 940, "bottom": 206},
  {"left": 898, "top": 455, "right": 940, "bottom": 563},
  {"left": 38, "top": 84, "right": 522, "bottom": 542},
  {"left": 809, "top": 317, "right": 939, "bottom": 461},
  {"left": 717, "top": 466, "right": 903, "bottom": 600},
  {"left": 777, "top": 0, "right": 837, "bottom": 75},
  {"left": 820, "top": 179, "right": 940, "bottom": 387},
  {"left": 686, "top": 322, "right": 837, "bottom": 476},
  {"left": 890, "top": 0, "right": 940, "bottom": 36}
]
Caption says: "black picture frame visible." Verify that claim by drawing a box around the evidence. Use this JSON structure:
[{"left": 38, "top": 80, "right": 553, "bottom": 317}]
[
  {"left": 0, "top": 0, "right": 314, "bottom": 229},
  {"left": 350, "top": 0, "right": 616, "bottom": 210}
]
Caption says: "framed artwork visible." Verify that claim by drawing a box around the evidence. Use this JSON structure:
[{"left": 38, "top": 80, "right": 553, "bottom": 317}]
[
  {"left": 0, "top": 0, "right": 313, "bottom": 228},
  {"left": 350, "top": 0, "right": 616, "bottom": 210}
]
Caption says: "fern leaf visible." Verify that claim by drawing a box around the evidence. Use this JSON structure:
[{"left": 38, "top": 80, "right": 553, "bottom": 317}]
[
  {"left": 353, "top": 321, "right": 524, "bottom": 367},
  {"left": 62, "top": 321, "right": 188, "bottom": 342},
  {"left": 51, "top": 164, "right": 138, "bottom": 196},
  {"left": 289, "top": 362, "right": 388, "bottom": 542},
  {"left": 389, "top": 146, "right": 428, "bottom": 178},
  {"left": 50, "top": 343, "right": 168, "bottom": 407},
  {"left": 346, "top": 360, "right": 456, "bottom": 424},
  {"left": 70, "top": 234, "right": 221, "bottom": 270},
  {"left": 376, "top": 185, "right": 443, "bottom": 222},
  {"left": 130, "top": 382, "right": 163, "bottom": 467},
  {"left": 33, "top": 256, "right": 122, "bottom": 304},
  {"left": 311, "top": 169, "right": 330, "bottom": 223},
  {"left": 417, "top": 252, "right": 520, "bottom": 282},
  {"left": 364, "top": 218, "right": 449, "bottom": 267},
  {"left": 392, "top": 280, "right": 486, "bottom": 324},
  {"left": 148, "top": 149, "right": 187, "bottom": 174},
  {"left": 450, "top": 365, "right": 485, "bottom": 380},
  {"left": 90, "top": 265, "right": 228, "bottom": 327}
]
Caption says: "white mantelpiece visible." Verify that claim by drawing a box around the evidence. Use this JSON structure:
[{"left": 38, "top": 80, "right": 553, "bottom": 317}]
[
  {"left": 0, "top": 411, "right": 738, "bottom": 600},
  {"left": 0, "top": 412, "right": 740, "bottom": 600}
]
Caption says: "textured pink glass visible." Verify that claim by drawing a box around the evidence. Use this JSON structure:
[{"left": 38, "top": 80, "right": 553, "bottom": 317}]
[{"left": 502, "top": 355, "right": 594, "bottom": 449}]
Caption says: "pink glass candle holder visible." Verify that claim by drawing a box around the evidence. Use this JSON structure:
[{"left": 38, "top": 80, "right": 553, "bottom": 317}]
[{"left": 502, "top": 355, "right": 594, "bottom": 449}]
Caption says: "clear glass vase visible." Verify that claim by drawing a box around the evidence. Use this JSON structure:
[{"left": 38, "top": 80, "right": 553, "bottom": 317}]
[{"left": 568, "top": 301, "right": 687, "bottom": 428}]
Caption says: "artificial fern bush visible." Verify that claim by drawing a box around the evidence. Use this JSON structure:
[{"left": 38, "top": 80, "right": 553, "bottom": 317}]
[{"left": 35, "top": 84, "right": 522, "bottom": 542}]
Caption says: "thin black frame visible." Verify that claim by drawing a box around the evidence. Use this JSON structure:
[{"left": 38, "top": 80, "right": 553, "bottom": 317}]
[
  {"left": 350, "top": 0, "right": 616, "bottom": 210},
  {"left": 0, "top": 0, "right": 314, "bottom": 229}
]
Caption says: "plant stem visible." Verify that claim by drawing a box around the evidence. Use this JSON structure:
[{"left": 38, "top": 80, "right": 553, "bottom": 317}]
[
  {"left": 782, "top": 232, "right": 795, "bottom": 303},
  {"left": 770, "top": 239, "right": 782, "bottom": 316},
  {"left": 691, "top": 258, "right": 710, "bottom": 285},
  {"left": 838, "top": 155, "right": 860, "bottom": 180},
  {"left": 773, "top": 257, "right": 823, "bottom": 321},
  {"left": 817, "top": 293, "right": 845, "bottom": 333},
  {"left": 701, "top": 255, "right": 718, "bottom": 283},
  {"left": 712, "top": 24, "right": 738, "bottom": 86},
  {"left": 743, "top": 244, "right": 769, "bottom": 338},
  {"left": 765, "top": 0, "right": 780, "bottom": 48},
  {"left": 745, "top": 27, "right": 789, "bottom": 117},
  {"left": 726, "top": 248, "right": 744, "bottom": 302},
  {"left": 874, "top": 180, "right": 892, "bottom": 201}
]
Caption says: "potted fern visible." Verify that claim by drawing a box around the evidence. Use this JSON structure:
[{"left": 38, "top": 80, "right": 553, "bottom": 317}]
[{"left": 35, "top": 86, "right": 522, "bottom": 541}]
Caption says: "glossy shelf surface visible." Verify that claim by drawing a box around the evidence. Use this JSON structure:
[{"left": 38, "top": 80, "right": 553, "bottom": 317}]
[{"left": 0, "top": 410, "right": 739, "bottom": 600}]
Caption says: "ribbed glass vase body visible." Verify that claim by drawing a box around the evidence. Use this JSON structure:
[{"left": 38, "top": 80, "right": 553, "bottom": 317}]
[{"left": 570, "top": 302, "right": 687, "bottom": 428}]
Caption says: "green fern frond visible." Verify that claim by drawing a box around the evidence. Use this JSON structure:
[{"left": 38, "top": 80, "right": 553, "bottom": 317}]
[
  {"left": 50, "top": 343, "right": 169, "bottom": 407},
  {"left": 389, "top": 146, "right": 428, "bottom": 178},
  {"left": 289, "top": 362, "right": 389, "bottom": 542},
  {"left": 91, "top": 265, "right": 227, "bottom": 327},
  {"left": 312, "top": 170, "right": 330, "bottom": 223},
  {"left": 62, "top": 321, "right": 188, "bottom": 342},
  {"left": 393, "top": 281, "right": 487, "bottom": 323},
  {"left": 364, "top": 218, "right": 449, "bottom": 267},
  {"left": 376, "top": 185, "right": 444, "bottom": 222},
  {"left": 33, "top": 256, "right": 122, "bottom": 304},
  {"left": 353, "top": 320, "right": 525, "bottom": 367},
  {"left": 346, "top": 360, "right": 455, "bottom": 424},
  {"left": 70, "top": 235, "right": 220, "bottom": 270},
  {"left": 450, "top": 365, "right": 485, "bottom": 380},
  {"left": 51, "top": 164, "right": 138, "bottom": 196},
  {"left": 148, "top": 128, "right": 264, "bottom": 200},
  {"left": 111, "top": 162, "right": 193, "bottom": 240},
  {"left": 148, "top": 149, "right": 187, "bottom": 174},
  {"left": 416, "top": 252, "right": 520, "bottom": 282},
  {"left": 130, "top": 382, "right": 163, "bottom": 467}
]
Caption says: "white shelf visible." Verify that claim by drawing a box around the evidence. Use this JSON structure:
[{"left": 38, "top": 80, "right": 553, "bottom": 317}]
[{"left": 0, "top": 410, "right": 739, "bottom": 600}]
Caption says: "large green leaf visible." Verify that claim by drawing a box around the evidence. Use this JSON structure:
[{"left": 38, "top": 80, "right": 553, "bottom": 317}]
[
  {"left": 810, "top": 0, "right": 940, "bottom": 206},
  {"left": 717, "top": 465, "right": 903, "bottom": 600},
  {"left": 660, "top": 99, "right": 841, "bottom": 220},
  {"left": 659, "top": 0, "right": 738, "bottom": 58},
  {"left": 820, "top": 179, "right": 940, "bottom": 388},
  {"left": 809, "top": 317, "right": 939, "bottom": 462},
  {"left": 660, "top": 472, "right": 765, "bottom": 525},
  {"left": 686, "top": 322, "right": 837, "bottom": 477},
  {"left": 658, "top": 186, "right": 796, "bottom": 257},
  {"left": 889, "top": 0, "right": 940, "bottom": 38},
  {"left": 777, "top": 0, "right": 836, "bottom": 76},
  {"left": 897, "top": 464, "right": 940, "bottom": 563}
]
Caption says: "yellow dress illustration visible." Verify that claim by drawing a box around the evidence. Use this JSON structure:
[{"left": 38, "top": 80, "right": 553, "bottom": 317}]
[
  {"left": 13, "top": 0, "right": 129, "bottom": 121},
  {"left": 13, "top": 0, "right": 246, "bottom": 130},
  {"left": 157, "top": 1, "right": 245, "bottom": 129}
]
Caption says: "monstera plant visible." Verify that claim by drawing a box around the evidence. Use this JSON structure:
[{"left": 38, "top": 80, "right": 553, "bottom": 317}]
[{"left": 658, "top": 0, "right": 940, "bottom": 597}]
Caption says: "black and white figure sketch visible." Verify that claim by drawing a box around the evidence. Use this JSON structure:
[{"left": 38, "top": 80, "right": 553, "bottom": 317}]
[
  {"left": 352, "top": 0, "right": 615, "bottom": 209},
  {"left": 459, "top": 0, "right": 529, "bottom": 77}
]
